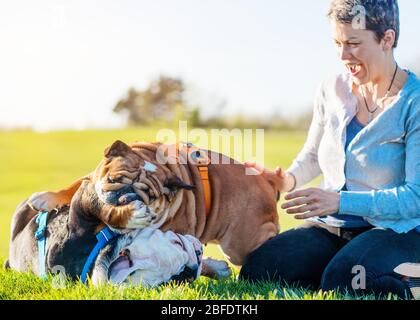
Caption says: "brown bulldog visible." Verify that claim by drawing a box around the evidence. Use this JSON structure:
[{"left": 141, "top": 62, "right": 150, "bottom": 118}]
[{"left": 29, "top": 140, "right": 282, "bottom": 266}]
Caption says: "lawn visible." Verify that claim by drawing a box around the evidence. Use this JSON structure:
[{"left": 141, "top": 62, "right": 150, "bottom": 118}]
[
  {"left": 0, "top": 127, "right": 397, "bottom": 300},
  {"left": 0, "top": 260, "right": 392, "bottom": 300}
]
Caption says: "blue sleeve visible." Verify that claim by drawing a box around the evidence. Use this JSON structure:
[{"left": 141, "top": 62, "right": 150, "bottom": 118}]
[{"left": 339, "top": 97, "right": 420, "bottom": 220}]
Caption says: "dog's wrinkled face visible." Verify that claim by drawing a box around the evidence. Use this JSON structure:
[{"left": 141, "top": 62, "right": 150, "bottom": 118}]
[
  {"left": 93, "top": 140, "right": 194, "bottom": 225},
  {"left": 93, "top": 228, "right": 203, "bottom": 287}
]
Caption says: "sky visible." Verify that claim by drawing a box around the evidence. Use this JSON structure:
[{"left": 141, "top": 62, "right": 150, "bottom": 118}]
[{"left": 0, "top": 0, "right": 419, "bottom": 131}]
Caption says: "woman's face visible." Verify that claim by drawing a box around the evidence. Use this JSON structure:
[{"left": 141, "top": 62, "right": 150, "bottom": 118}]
[{"left": 331, "top": 21, "right": 387, "bottom": 85}]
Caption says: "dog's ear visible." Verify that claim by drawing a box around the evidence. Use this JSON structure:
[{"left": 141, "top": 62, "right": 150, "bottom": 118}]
[
  {"left": 166, "top": 176, "right": 195, "bottom": 191},
  {"left": 104, "top": 140, "right": 132, "bottom": 158}
]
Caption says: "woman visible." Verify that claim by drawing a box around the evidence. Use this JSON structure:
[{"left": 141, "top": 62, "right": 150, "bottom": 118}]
[{"left": 240, "top": 0, "right": 420, "bottom": 299}]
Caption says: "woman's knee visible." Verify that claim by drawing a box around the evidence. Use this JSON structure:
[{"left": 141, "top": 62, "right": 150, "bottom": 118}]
[
  {"left": 239, "top": 239, "right": 285, "bottom": 283},
  {"left": 321, "top": 259, "right": 411, "bottom": 298},
  {"left": 320, "top": 260, "right": 357, "bottom": 293},
  {"left": 239, "top": 227, "right": 339, "bottom": 285}
]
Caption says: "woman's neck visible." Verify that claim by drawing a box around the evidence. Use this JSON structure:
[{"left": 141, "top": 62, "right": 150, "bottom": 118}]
[{"left": 367, "top": 61, "right": 397, "bottom": 95}]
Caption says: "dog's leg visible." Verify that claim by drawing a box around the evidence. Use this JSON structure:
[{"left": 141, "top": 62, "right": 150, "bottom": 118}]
[
  {"left": 3, "top": 260, "right": 10, "bottom": 269},
  {"left": 200, "top": 257, "right": 232, "bottom": 280},
  {"left": 29, "top": 175, "right": 91, "bottom": 212},
  {"left": 76, "top": 181, "right": 157, "bottom": 230}
]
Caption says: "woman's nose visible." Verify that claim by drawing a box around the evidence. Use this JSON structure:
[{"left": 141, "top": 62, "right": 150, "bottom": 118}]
[{"left": 339, "top": 45, "right": 352, "bottom": 61}]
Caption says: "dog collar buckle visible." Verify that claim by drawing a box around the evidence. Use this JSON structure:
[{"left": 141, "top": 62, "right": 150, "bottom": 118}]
[{"left": 34, "top": 227, "right": 46, "bottom": 240}]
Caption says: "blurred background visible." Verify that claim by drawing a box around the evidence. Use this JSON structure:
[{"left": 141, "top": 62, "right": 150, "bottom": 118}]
[
  {"left": 0, "top": 0, "right": 419, "bottom": 260},
  {"left": 1, "top": 0, "right": 419, "bottom": 131}
]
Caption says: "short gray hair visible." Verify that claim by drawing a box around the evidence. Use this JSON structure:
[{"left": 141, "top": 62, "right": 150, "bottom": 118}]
[{"left": 327, "top": 0, "right": 400, "bottom": 48}]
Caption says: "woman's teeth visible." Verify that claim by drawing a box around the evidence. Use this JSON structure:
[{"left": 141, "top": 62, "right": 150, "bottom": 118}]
[{"left": 348, "top": 64, "right": 362, "bottom": 74}]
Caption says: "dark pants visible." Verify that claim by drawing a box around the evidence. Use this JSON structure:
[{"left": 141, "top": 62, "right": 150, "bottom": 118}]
[{"left": 239, "top": 223, "right": 420, "bottom": 298}]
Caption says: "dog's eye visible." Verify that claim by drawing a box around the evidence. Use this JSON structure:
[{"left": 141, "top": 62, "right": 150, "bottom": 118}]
[
  {"left": 164, "top": 194, "right": 171, "bottom": 203},
  {"left": 172, "top": 240, "right": 184, "bottom": 249},
  {"left": 107, "top": 176, "right": 115, "bottom": 183},
  {"left": 107, "top": 175, "right": 122, "bottom": 183}
]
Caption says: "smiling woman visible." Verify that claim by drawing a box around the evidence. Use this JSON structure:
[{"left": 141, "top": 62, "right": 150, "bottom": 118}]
[{"left": 240, "top": 0, "right": 420, "bottom": 300}]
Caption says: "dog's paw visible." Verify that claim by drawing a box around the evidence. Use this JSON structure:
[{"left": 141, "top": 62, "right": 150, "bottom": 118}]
[
  {"left": 28, "top": 192, "right": 60, "bottom": 212},
  {"left": 126, "top": 200, "right": 157, "bottom": 229},
  {"left": 201, "top": 258, "right": 232, "bottom": 280}
]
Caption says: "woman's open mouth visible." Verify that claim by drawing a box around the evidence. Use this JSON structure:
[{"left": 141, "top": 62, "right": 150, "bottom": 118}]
[{"left": 347, "top": 63, "right": 363, "bottom": 77}]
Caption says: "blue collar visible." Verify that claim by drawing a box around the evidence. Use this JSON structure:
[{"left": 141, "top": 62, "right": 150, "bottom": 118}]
[
  {"left": 35, "top": 211, "right": 120, "bottom": 283},
  {"left": 80, "top": 226, "right": 120, "bottom": 284}
]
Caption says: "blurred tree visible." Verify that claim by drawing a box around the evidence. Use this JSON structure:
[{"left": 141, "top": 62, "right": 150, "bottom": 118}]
[
  {"left": 188, "top": 107, "right": 202, "bottom": 128},
  {"left": 113, "top": 75, "right": 188, "bottom": 126}
]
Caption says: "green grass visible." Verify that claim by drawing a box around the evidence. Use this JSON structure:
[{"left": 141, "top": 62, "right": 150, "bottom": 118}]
[
  {"left": 0, "top": 258, "right": 399, "bottom": 300},
  {"left": 1, "top": 127, "right": 398, "bottom": 300}
]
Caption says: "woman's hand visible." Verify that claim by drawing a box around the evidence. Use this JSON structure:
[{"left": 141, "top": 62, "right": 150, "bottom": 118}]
[
  {"left": 281, "top": 188, "right": 340, "bottom": 219},
  {"left": 244, "top": 162, "right": 296, "bottom": 193}
]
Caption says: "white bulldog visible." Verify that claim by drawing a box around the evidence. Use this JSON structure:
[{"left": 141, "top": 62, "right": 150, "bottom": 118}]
[{"left": 92, "top": 227, "right": 203, "bottom": 287}]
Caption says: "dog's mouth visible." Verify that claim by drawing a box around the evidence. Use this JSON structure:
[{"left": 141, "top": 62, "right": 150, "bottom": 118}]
[
  {"left": 95, "top": 181, "right": 160, "bottom": 207},
  {"left": 106, "top": 234, "right": 203, "bottom": 286},
  {"left": 95, "top": 167, "right": 168, "bottom": 207},
  {"left": 107, "top": 250, "right": 136, "bottom": 280},
  {"left": 107, "top": 253, "right": 149, "bottom": 284}
]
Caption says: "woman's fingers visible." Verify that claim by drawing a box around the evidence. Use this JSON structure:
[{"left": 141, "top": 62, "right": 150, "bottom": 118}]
[
  {"left": 275, "top": 166, "right": 285, "bottom": 178},
  {"left": 281, "top": 197, "right": 310, "bottom": 209},
  {"left": 294, "top": 210, "right": 324, "bottom": 220},
  {"left": 285, "top": 204, "right": 318, "bottom": 214},
  {"left": 244, "top": 161, "right": 282, "bottom": 176},
  {"left": 284, "top": 188, "right": 314, "bottom": 200},
  {"left": 244, "top": 161, "right": 256, "bottom": 168},
  {"left": 281, "top": 188, "right": 340, "bottom": 219},
  {"left": 281, "top": 188, "right": 319, "bottom": 215}
]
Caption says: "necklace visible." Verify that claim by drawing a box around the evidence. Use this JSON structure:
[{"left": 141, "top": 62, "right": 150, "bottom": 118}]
[{"left": 360, "top": 63, "right": 399, "bottom": 123}]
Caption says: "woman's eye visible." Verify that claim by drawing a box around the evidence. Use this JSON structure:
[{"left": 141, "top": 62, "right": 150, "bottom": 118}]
[{"left": 349, "top": 43, "right": 360, "bottom": 47}]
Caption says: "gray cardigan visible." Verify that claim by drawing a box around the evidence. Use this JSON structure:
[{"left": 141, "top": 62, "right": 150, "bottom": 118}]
[{"left": 286, "top": 71, "right": 420, "bottom": 233}]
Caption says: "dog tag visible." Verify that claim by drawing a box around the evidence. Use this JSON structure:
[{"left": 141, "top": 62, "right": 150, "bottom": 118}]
[{"left": 143, "top": 161, "right": 157, "bottom": 173}]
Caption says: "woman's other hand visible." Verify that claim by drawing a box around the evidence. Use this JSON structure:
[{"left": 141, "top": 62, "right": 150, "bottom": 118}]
[
  {"left": 281, "top": 188, "right": 340, "bottom": 219},
  {"left": 244, "top": 162, "right": 296, "bottom": 193}
]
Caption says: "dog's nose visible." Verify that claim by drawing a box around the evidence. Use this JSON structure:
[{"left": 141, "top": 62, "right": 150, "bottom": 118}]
[{"left": 119, "top": 248, "right": 130, "bottom": 257}]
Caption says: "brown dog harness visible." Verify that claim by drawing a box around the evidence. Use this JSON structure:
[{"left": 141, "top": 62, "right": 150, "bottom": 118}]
[{"left": 176, "top": 142, "right": 212, "bottom": 217}]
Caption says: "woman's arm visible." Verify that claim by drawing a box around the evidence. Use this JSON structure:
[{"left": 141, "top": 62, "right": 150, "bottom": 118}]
[
  {"left": 339, "top": 98, "right": 420, "bottom": 220},
  {"left": 285, "top": 84, "right": 326, "bottom": 190}
]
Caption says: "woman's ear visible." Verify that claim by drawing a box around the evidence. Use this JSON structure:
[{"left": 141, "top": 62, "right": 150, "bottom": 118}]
[{"left": 382, "top": 29, "right": 396, "bottom": 50}]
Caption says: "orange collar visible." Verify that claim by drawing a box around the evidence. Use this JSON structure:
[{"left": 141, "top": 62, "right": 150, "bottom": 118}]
[{"left": 176, "top": 142, "right": 212, "bottom": 216}]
